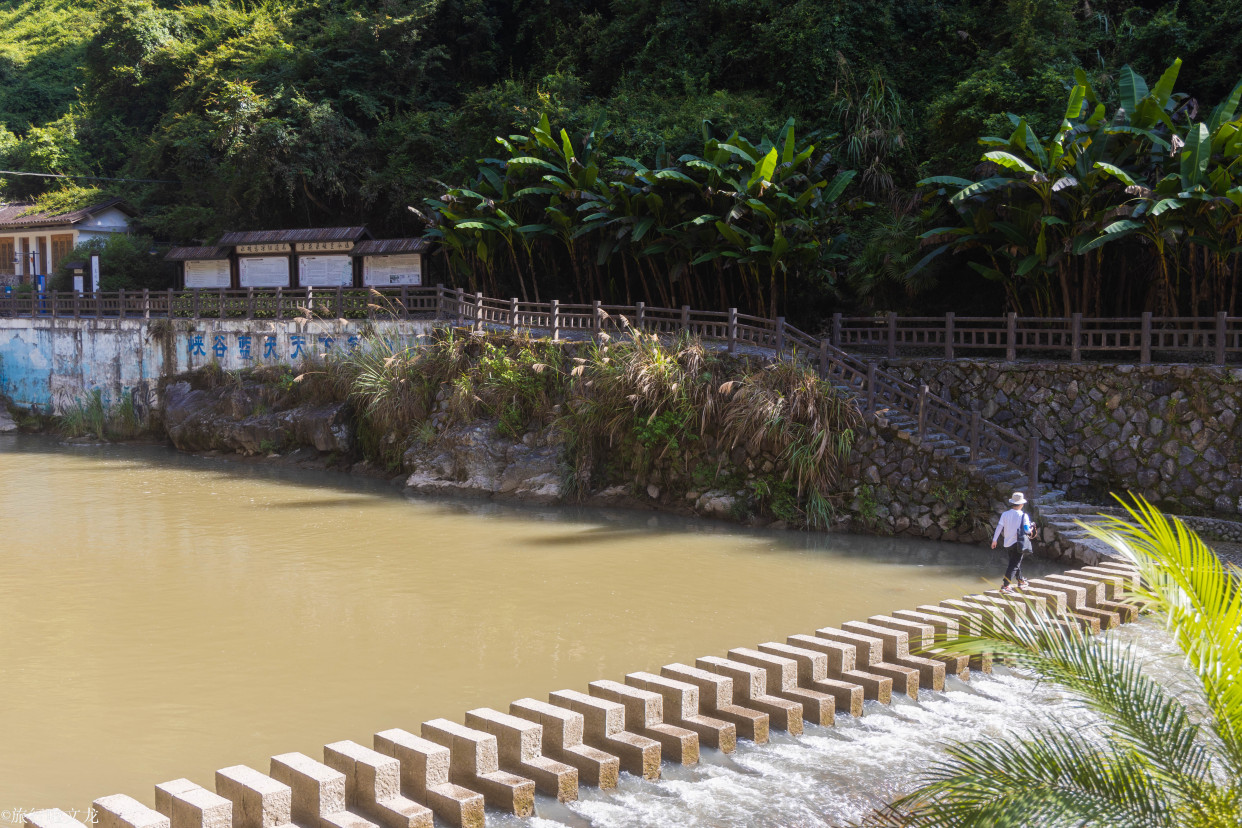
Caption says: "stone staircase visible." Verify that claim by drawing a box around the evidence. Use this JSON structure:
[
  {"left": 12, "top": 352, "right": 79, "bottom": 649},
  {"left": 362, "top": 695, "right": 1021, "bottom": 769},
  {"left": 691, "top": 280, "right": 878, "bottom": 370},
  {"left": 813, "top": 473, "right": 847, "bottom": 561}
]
[{"left": 1027, "top": 489, "right": 1127, "bottom": 565}]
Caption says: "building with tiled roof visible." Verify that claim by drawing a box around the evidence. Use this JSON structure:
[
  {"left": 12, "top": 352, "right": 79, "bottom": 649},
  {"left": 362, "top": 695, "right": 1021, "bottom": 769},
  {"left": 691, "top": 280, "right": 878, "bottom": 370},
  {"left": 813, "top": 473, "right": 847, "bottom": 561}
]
[{"left": 0, "top": 197, "right": 137, "bottom": 287}]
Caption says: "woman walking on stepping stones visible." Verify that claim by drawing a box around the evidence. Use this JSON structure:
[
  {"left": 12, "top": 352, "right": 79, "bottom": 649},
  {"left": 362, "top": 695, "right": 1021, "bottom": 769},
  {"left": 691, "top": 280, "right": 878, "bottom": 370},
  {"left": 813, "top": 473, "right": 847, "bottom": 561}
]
[{"left": 991, "top": 492, "right": 1035, "bottom": 594}]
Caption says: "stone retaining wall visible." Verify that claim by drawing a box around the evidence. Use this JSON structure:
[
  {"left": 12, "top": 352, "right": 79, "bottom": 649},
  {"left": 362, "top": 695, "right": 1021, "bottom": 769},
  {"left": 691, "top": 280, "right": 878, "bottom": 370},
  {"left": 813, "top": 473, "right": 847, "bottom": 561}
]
[{"left": 883, "top": 359, "right": 1242, "bottom": 517}]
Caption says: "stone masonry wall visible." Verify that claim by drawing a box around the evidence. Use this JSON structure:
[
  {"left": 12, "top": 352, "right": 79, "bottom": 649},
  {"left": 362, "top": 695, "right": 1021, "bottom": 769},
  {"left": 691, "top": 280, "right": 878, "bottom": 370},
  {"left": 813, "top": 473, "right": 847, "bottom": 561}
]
[{"left": 883, "top": 359, "right": 1242, "bottom": 516}]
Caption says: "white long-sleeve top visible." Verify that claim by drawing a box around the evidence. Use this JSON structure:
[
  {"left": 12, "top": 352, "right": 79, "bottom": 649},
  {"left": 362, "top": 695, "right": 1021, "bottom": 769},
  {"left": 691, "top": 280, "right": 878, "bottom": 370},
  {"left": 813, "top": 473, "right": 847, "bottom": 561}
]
[{"left": 993, "top": 508, "right": 1032, "bottom": 547}]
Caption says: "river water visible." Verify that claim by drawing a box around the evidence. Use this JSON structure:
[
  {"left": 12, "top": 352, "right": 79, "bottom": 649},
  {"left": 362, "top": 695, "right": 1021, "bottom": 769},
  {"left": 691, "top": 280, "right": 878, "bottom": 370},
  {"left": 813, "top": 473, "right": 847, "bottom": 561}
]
[{"left": 0, "top": 434, "right": 1079, "bottom": 819}]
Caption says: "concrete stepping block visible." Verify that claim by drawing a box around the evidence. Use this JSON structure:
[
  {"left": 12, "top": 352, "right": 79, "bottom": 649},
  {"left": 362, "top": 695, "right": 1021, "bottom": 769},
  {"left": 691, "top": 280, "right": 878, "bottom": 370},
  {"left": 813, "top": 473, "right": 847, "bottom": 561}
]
[
  {"left": 1033, "top": 577, "right": 1124, "bottom": 628},
  {"left": 269, "top": 752, "right": 380, "bottom": 828},
  {"left": 508, "top": 698, "right": 620, "bottom": 789},
  {"left": 588, "top": 680, "right": 699, "bottom": 764},
  {"left": 979, "top": 590, "right": 1049, "bottom": 619},
  {"left": 1078, "top": 565, "right": 1141, "bottom": 592},
  {"left": 624, "top": 671, "right": 737, "bottom": 752},
  {"left": 463, "top": 707, "right": 578, "bottom": 801},
  {"left": 695, "top": 656, "right": 803, "bottom": 735},
  {"left": 660, "top": 662, "right": 769, "bottom": 744},
  {"left": 757, "top": 641, "right": 865, "bottom": 716},
  {"left": 726, "top": 648, "right": 835, "bottom": 726},
  {"left": 1091, "top": 561, "right": 1142, "bottom": 587},
  {"left": 372, "top": 729, "right": 484, "bottom": 828},
  {"left": 322, "top": 740, "right": 434, "bottom": 828},
  {"left": 215, "top": 765, "right": 293, "bottom": 828},
  {"left": 841, "top": 620, "right": 946, "bottom": 691},
  {"left": 155, "top": 779, "right": 232, "bottom": 828},
  {"left": 420, "top": 719, "right": 536, "bottom": 816},
  {"left": 547, "top": 689, "right": 661, "bottom": 780},
  {"left": 898, "top": 609, "right": 991, "bottom": 674},
  {"left": 94, "top": 796, "right": 171, "bottom": 828},
  {"left": 24, "top": 813, "right": 88, "bottom": 828},
  {"left": 1059, "top": 570, "right": 1124, "bottom": 600},
  {"left": 785, "top": 634, "right": 891, "bottom": 704},
  {"left": 813, "top": 628, "right": 920, "bottom": 700},
  {"left": 867, "top": 616, "right": 969, "bottom": 681},
  {"left": 1050, "top": 573, "right": 1137, "bottom": 622}
]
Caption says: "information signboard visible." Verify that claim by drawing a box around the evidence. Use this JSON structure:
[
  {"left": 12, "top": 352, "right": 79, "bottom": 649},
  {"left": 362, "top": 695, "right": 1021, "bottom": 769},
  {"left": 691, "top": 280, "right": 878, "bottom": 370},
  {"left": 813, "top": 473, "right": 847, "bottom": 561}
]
[
  {"left": 238, "top": 256, "right": 290, "bottom": 287},
  {"left": 362, "top": 254, "right": 422, "bottom": 286},
  {"left": 184, "top": 260, "right": 231, "bottom": 289},
  {"left": 298, "top": 254, "right": 353, "bottom": 287}
]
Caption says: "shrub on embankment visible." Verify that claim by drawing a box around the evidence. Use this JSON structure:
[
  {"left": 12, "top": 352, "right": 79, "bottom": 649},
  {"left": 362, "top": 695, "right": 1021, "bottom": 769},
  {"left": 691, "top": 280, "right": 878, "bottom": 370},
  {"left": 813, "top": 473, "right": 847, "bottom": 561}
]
[{"left": 161, "top": 327, "right": 869, "bottom": 529}]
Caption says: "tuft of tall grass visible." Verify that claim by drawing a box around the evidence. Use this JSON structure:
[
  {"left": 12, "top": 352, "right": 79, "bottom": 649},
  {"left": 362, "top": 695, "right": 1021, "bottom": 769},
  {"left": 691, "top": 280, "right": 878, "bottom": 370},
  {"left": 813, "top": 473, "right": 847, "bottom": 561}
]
[{"left": 58, "top": 388, "right": 146, "bottom": 440}]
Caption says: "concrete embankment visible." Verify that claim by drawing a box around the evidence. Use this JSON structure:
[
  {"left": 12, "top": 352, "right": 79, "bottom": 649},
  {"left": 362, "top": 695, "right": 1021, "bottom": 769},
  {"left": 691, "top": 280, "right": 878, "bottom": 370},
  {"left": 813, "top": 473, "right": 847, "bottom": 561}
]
[{"left": 25, "top": 561, "right": 1143, "bottom": 828}]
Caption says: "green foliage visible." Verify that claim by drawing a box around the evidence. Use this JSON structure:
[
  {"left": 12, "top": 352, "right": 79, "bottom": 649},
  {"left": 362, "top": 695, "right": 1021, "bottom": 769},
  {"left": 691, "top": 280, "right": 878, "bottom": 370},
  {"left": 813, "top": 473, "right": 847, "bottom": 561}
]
[
  {"left": 876, "top": 496, "right": 1242, "bottom": 827},
  {"left": 51, "top": 231, "right": 169, "bottom": 290},
  {"left": 57, "top": 387, "right": 143, "bottom": 440}
]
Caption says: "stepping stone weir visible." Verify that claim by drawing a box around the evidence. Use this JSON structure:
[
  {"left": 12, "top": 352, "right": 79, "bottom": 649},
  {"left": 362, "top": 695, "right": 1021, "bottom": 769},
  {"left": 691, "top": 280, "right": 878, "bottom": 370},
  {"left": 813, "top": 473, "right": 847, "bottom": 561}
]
[
  {"left": 726, "top": 648, "right": 837, "bottom": 726},
  {"left": 322, "top": 740, "right": 434, "bottom": 828},
  {"left": 587, "top": 680, "right": 700, "bottom": 764},
  {"left": 154, "top": 779, "right": 232, "bottom": 828},
  {"left": 214, "top": 765, "right": 293, "bottom": 828},
  {"left": 695, "top": 656, "right": 804, "bottom": 735},
  {"left": 74, "top": 566, "right": 1147, "bottom": 817},
  {"left": 419, "top": 719, "right": 536, "bottom": 817},
  {"left": 548, "top": 689, "right": 662, "bottom": 780},
  {"left": 660, "top": 662, "right": 770, "bottom": 744},
  {"left": 463, "top": 707, "right": 579, "bottom": 801},
  {"left": 757, "top": 641, "right": 866, "bottom": 717},
  {"left": 508, "top": 698, "right": 621, "bottom": 789},
  {"left": 785, "top": 634, "right": 892, "bottom": 704},
  {"left": 269, "top": 752, "right": 380, "bottom": 828},
  {"left": 624, "top": 671, "right": 737, "bottom": 752},
  {"left": 813, "top": 628, "right": 920, "bottom": 700},
  {"left": 372, "top": 729, "right": 485, "bottom": 828}
]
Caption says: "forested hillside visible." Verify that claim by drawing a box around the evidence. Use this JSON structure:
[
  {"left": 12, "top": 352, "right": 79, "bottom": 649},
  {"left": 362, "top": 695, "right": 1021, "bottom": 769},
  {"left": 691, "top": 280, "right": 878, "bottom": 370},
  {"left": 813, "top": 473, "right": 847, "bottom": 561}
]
[{"left": 3, "top": 0, "right": 1242, "bottom": 316}]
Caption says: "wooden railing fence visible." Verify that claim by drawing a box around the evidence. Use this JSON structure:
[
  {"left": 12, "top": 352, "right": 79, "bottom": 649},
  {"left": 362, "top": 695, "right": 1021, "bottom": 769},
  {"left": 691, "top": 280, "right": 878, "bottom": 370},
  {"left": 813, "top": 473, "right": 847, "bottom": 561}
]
[
  {"left": 831, "top": 311, "right": 1242, "bottom": 365},
  {"left": 0, "top": 285, "right": 1037, "bottom": 493}
]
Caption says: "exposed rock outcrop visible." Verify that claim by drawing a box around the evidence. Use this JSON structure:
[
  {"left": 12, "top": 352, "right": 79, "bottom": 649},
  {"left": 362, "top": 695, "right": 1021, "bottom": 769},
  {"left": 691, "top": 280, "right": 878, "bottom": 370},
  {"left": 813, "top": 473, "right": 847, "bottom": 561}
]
[
  {"left": 401, "top": 423, "right": 563, "bottom": 503},
  {"left": 162, "top": 380, "right": 353, "bottom": 455}
]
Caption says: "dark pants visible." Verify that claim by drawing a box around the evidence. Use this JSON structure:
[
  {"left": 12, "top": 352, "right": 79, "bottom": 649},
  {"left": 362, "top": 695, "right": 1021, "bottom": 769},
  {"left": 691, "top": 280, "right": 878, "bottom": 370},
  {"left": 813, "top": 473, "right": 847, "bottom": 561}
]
[{"left": 1003, "top": 542, "right": 1025, "bottom": 584}]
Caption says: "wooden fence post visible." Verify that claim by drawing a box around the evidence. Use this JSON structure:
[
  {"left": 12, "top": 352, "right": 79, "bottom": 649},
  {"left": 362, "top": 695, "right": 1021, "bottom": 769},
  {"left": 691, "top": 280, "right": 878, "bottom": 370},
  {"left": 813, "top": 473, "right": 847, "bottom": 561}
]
[
  {"left": 143, "top": 288, "right": 150, "bottom": 321},
  {"left": 166, "top": 288, "right": 174, "bottom": 319},
  {"left": 550, "top": 299, "right": 560, "bottom": 341},
  {"left": 775, "top": 316, "right": 786, "bottom": 357},
  {"left": 887, "top": 311, "right": 897, "bottom": 359},
  {"left": 728, "top": 307, "right": 738, "bottom": 354},
  {"left": 635, "top": 301, "right": 645, "bottom": 333},
  {"left": 455, "top": 287, "right": 465, "bottom": 326},
  {"left": 1216, "top": 311, "right": 1227, "bottom": 365},
  {"left": 1140, "top": 312, "right": 1152, "bottom": 364},
  {"left": 818, "top": 339, "right": 829, "bottom": 379},
  {"left": 118, "top": 288, "right": 126, "bottom": 319},
  {"left": 192, "top": 289, "right": 201, "bottom": 319},
  {"left": 475, "top": 291, "right": 484, "bottom": 330},
  {"left": 400, "top": 286, "right": 410, "bottom": 319},
  {"left": 865, "top": 363, "right": 876, "bottom": 412},
  {"left": 74, "top": 290, "right": 81, "bottom": 319},
  {"left": 50, "top": 290, "right": 57, "bottom": 321},
  {"left": 918, "top": 384, "right": 929, "bottom": 440},
  {"left": 334, "top": 286, "right": 343, "bottom": 319},
  {"left": 681, "top": 305, "right": 691, "bottom": 334},
  {"left": 1071, "top": 313, "right": 1082, "bottom": 362},
  {"left": 593, "top": 300, "right": 602, "bottom": 339},
  {"left": 1006, "top": 312, "right": 1017, "bottom": 361},
  {"left": 944, "top": 312, "right": 955, "bottom": 359},
  {"left": 275, "top": 286, "right": 283, "bottom": 320},
  {"left": 1027, "top": 436, "right": 1040, "bottom": 500},
  {"left": 510, "top": 297, "right": 519, "bottom": 330},
  {"left": 831, "top": 312, "right": 842, "bottom": 348},
  {"left": 970, "top": 411, "right": 980, "bottom": 463},
  {"left": 218, "top": 287, "right": 225, "bottom": 319},
  {"left": 435, "top": 283, "right": 444, "bottom": 318}
]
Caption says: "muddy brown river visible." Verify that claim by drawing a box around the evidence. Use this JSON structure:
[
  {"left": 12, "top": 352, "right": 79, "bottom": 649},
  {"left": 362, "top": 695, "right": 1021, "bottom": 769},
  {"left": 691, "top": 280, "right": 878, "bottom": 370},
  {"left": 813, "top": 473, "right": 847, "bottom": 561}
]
[{"left": 0, "top": 434, "right": 1067, "bottom": 820}]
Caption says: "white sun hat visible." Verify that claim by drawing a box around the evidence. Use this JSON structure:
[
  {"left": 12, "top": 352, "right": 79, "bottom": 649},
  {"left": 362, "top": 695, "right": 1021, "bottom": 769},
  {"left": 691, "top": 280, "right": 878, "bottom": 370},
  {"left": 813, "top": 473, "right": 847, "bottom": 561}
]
[{"left": 1009, "top": 492, "right": 1027, "bottom": 505}]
